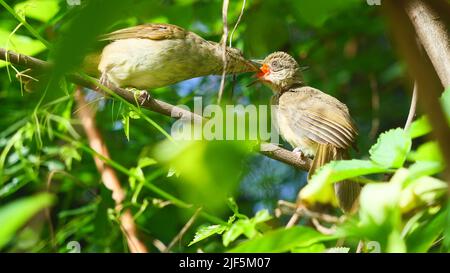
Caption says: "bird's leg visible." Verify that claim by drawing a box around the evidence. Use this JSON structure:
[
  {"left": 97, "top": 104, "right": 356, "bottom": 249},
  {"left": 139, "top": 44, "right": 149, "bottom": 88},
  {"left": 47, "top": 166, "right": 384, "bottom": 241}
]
[
  {"left": 99, "top": 73, "right": 111, "bottom": 88},
  {"left": 127, "top": 88, "right": 152, "bottom": 106},
  {"left": 292, "top": 147, "right": 306, "bottom": 164}
]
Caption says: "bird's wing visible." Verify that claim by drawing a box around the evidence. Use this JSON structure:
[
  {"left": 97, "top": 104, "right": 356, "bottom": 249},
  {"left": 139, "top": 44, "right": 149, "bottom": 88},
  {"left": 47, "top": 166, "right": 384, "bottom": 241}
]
[
  {"left": 278, "top": 86, "right": 358, "bottom": 149},
  {"left": 100, "top": 23, "right": 187, "bottom": 41}
]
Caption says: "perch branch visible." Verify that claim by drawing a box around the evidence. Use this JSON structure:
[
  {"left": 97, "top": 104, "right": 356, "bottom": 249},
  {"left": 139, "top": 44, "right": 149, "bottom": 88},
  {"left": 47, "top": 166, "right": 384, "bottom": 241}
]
[{"left": 0, "top": 48, "right": 311, "bottom": 172}]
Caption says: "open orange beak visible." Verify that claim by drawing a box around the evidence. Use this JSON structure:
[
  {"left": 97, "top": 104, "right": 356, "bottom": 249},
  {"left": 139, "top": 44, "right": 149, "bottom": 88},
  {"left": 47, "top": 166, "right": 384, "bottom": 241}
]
[{"left": 257, "top": 63, "right": 270, "bottom": 78}]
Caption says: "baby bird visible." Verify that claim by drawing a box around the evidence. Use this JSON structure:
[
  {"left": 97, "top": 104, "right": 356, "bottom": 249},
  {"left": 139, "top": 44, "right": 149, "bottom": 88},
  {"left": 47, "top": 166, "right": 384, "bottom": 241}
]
[{"left": 256, "top": 51, "right": 360, "bottom": 213}]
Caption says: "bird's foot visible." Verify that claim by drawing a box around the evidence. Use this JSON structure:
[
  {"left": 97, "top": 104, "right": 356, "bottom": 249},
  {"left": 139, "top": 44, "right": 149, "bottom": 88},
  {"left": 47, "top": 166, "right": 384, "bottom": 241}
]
[
  {"left": 128, "top": 88, "right": 151, "bottom": 106},
  {"left": 292, "top": 147, "right": 306, "bottom": 164}
]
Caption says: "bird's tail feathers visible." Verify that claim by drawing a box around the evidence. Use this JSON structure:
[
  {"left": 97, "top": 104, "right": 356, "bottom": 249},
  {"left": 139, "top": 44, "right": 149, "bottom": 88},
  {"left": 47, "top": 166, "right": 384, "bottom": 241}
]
[{"left": 309, "top": 144, "right": 361, "bottom": 213}]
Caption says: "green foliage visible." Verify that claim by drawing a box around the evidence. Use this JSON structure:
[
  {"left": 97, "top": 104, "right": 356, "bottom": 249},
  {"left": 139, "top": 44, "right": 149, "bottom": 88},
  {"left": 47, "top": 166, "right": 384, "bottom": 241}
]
[
  {"left": 0, "top": 0, "right": 448, "bottom": 254},
  {"left": 228, "top": 226, "right": 335, "bottom": 253},
  {"left": 0, "top": 193, "right": 54, "bottom": 249},
  {"left": 369, "top": 128, "right": 412, "bottom": 168},
  {"left": 14, "top": 0, "right": 60, "bottom": 23},
  {"left": 189, "top": 198, "right": 272, "bottom": 247}
]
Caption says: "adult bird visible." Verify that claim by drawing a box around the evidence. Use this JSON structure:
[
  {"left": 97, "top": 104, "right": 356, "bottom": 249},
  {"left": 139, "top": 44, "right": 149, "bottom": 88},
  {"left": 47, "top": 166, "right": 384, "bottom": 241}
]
[
  {"left": 95, "top": 23, "right": 257, "bottom": 92},
  {"left": 255, "top": 51, "right": 361, "bottom": 213}
]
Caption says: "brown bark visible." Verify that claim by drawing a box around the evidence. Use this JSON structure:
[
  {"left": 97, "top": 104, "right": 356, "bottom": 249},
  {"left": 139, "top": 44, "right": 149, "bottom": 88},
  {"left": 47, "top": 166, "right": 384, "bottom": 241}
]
[
  {"left": 74, "top": 89, "right": 148, "bottom": 253},
  {"left": 383, "top": 0, "right": 450, "bottom": 192}
]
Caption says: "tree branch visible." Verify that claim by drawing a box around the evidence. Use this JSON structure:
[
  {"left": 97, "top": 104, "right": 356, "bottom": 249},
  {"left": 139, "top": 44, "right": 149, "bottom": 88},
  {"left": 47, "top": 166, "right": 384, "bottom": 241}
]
[
  {"left": 405, "top": 0, "right": 450, "bottom": 88},
  {"left": 0, "top": 48, "right": 311, "bottom": 172},
  {"left": 383, "top": 0, "right": 450, "bottom": 193}
]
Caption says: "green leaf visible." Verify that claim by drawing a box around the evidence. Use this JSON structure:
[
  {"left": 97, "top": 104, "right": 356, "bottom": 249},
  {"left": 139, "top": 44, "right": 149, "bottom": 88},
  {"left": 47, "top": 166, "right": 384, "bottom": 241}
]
[
  {"left": 407, "top": 161, "right": 444, "bottom": 180},
  {"left": 369, "top": 128, "right": 412, "bottom": 168},
  {"left": 405, "top": 209, "right": 446, "bottom": 253},
  {"left": 252, "top": 209, "right": 272, "bottom": 224},
  {"left": 223, "top": 219, "right": 253, "bottom": 247},
  {"left": 292, "top": 243, "right": 326, "bottom": 253},
  {"left": 137, "top": 157, "right": 157, "bottom": 168},
  {"left": 408, "top": 116, "right": 432, "bottom": 139},
  {"left": 400, "top": 176, "right": 447, "bottom": 213},
  {"left": 300, "top": 160, "right": 386, "bottom": 206},
  {"left": 440, "top": 87, "right": 450, "bottom": 124},
  {"left": 0, "top": 29, "right": 46, "bottom": 68},
  {"left": 121, "top": 114, "right": 130, "bottom": 141},
  {"left": 60, "top": 145, "right": 81, "bottom": 170},
  {"left": 342, "top": 170, "right": 407, "bottom": 252},
  {"left": 409, "top": 141, "right": 443, "bottom": 163},
  {"left": 0, "top": 193, "right": 55, "bottom": 249},
  {"left": 228, "top": 226, "right": 335, "bottom": 253},
  {"left": 359, "top": 182, "right": 401, "bottom": 227},
  {"left": 188, "top": 224, "right": 227, "bottom": 246},
  {"left": 14, "top": 0, "right": 59, "bottom": 22}
]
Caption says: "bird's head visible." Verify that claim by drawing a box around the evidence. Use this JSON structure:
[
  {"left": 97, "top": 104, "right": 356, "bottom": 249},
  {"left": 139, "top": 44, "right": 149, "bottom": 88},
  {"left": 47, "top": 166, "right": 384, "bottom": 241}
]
[
  {"left": 223, "top": 46, "right": 259, "bottom": 73},
  {"left": 255, "top": 51, "right": 304, "bottom": 93}
]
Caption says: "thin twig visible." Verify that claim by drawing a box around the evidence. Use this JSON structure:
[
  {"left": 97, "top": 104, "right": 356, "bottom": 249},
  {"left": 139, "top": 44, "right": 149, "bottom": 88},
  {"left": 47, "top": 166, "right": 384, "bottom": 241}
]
[
  {"left": 164, "top": 207, "right": 202, "bottom": 253},
  {"left": 218, "top": 0, "right": 229, "bottom": 104},
  {"left": 369, "top": 74, "right": 380, "bottom": 140},
  {"left": 404, "top": 82, "right": 418, "bottom": 130},
  {"left": 229, "top": 0, "right": 247, "bottom": 47}
]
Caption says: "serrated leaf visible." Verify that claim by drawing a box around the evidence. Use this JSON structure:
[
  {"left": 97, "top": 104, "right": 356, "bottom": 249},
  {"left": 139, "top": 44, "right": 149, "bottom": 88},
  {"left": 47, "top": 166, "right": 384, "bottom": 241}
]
[
  {"left": 325, "top": 247, "right": 350, "bottom": 253},
  {"left": 228, "top": 226, "right": 336, "bottom": 253},
  {"left": 370, "top": 128, "right": 412, "bottom": 168},
  {"left": 188, "top": 224, "right": 227, "bottom": 246},
  {"left": 223, "top": 219, "right": 251, "bottom": 247}
]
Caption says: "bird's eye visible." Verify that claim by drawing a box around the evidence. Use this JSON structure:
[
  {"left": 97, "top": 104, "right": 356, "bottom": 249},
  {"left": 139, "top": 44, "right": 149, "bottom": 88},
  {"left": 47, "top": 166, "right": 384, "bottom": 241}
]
[{"left": 271, "top": 60, "right": 281, "bottom": 71}]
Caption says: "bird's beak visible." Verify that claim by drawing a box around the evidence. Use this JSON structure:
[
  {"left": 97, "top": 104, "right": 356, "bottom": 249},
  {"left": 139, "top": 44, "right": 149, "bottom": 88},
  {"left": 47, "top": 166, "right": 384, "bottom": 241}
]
[
  {"left": 250, "top": 59, "right": 264, "bottom": 66},
  {"left": 247, "top": 62, "right": 269, "bottom": 87},
  {"left": 257, "top": 63, "right": 270, "bottom": 78}
]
